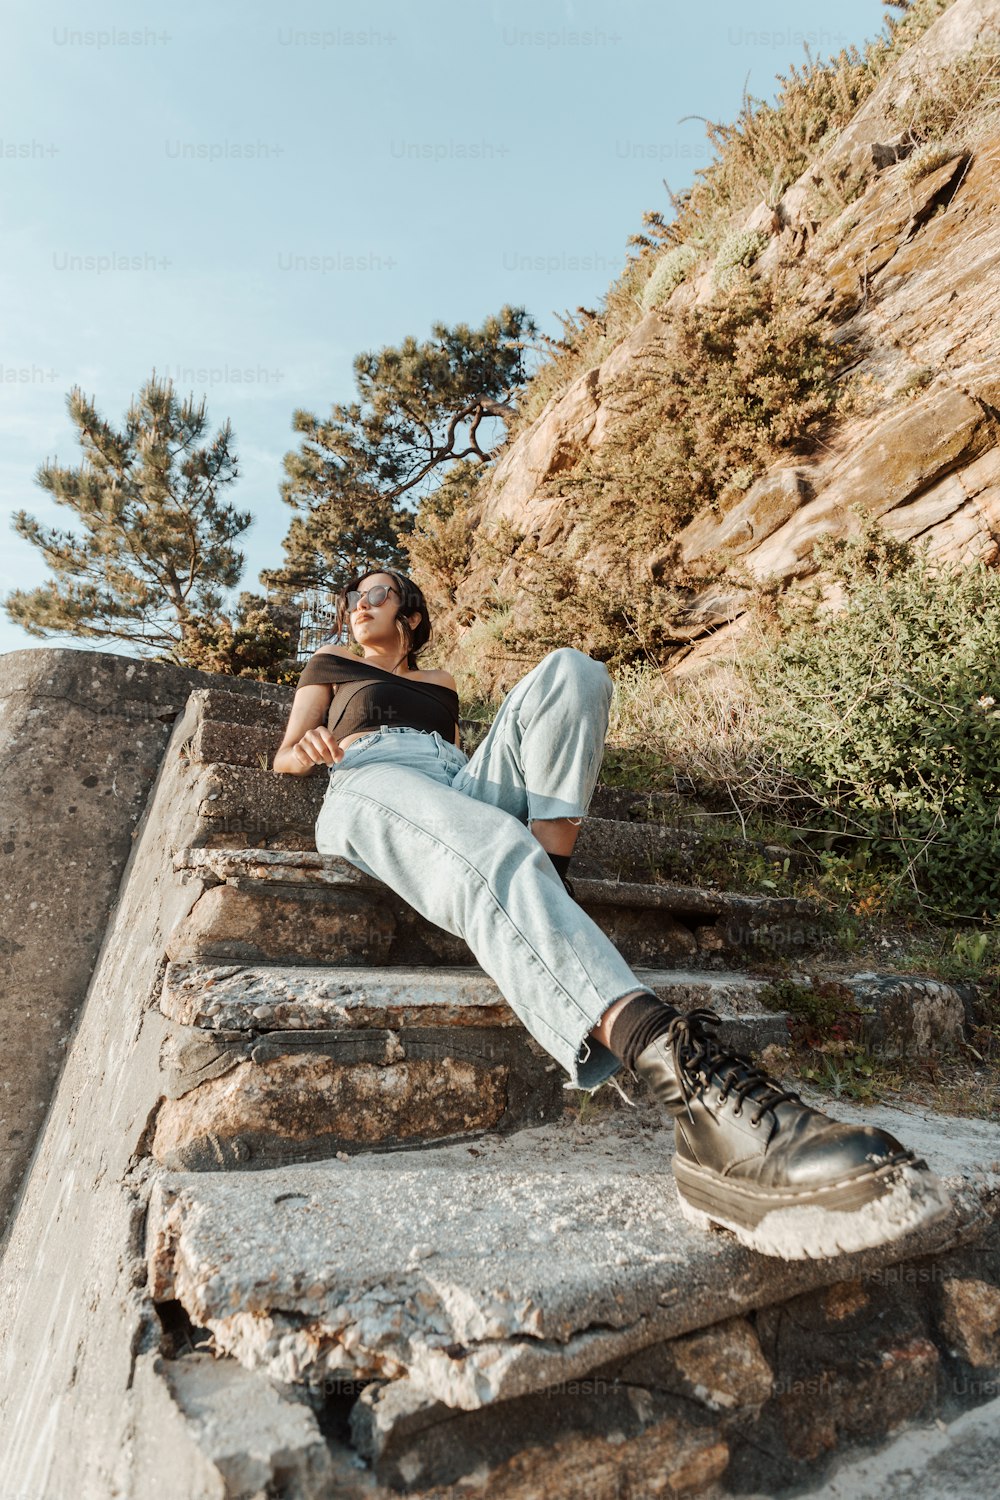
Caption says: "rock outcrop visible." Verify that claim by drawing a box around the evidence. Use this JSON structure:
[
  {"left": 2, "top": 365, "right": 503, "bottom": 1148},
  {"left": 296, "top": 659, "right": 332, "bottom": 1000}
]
[{"left": 452, "top": 0, "right": 1000, "bottom": 681}]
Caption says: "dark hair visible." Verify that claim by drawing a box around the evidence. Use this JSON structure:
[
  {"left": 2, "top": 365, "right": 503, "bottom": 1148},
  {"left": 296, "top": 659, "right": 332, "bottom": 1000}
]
[{"left": 334, "top": 568, "right": 432, "bottom": 670}]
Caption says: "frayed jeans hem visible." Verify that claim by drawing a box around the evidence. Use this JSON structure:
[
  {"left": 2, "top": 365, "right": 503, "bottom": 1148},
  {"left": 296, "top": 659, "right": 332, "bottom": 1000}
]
[
  {"left": 563, "top": 1034, "right": 625, "bottom": 1094},
  {"left": 526, "top": 794, "right": 591, "bottom": 822}
]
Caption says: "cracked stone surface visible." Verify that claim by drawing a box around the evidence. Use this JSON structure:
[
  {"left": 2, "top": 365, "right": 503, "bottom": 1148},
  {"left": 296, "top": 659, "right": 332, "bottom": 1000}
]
[
  {"left": 151, "top": 1053, "right": 513, "bottom": 1168},
  {"left": 176, "top": 845, "right": 378, "bottom": 887},
  {"left": 146, "top": 1107, "right": 999, "bottom": 1413},
  {"left": 158, "top": 961, "right": 785, "bottom": 1034},
  {"left": 156, "top": 962, "right": 962, "bottom": 1060},
  {"left": 161, "top": 962, "right": 521, "bottom": 1031},
  {"left": 165, "top": 882, "right": 397, "bottom": 966},
  {"left": 138, "top": 1350, "right": 335, "bottom": 1497}
]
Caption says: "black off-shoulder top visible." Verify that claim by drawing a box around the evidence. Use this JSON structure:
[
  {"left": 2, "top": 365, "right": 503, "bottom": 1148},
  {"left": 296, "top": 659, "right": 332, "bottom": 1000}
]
[{"left": 296, "top": 650, "right": 460, "bottom": 742}]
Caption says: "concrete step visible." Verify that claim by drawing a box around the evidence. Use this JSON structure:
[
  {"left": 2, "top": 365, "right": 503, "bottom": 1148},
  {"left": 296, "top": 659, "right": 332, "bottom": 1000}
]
[
  {"left": 187, "top": 691, "right": 797, "bottom": 880},
  {"left": 170, "top": 845, "right": 832, "bottom": 969},
  {"left": 189, "top": 715, "right": 285, "bottom": 772},
  {"left": 186, "top": 756, "right": 786, "bottom": 886},
  {"left": 145, "top": 1106, "right": 1000, "bottom": 1495},
  {"left": 150, "top": 963, "right": 790, "bottom": 1170},
  {"left": 188, "top": 710, "right": 496, "bottom": 776},
  {"left": 186, "top": 693, "right": 715, "bottom": 824},
  {"left": 149, "top": 956, "right": 969, "bottom": 1174},
  {"left": 187, "top": 686, "right": 292, "bottom": 729},
  {"left": 158, "top": 961, "right": 793, "bottom": 1035},
  {"left": 159, "top": 958, "right": 966, "bottom": 1058}
]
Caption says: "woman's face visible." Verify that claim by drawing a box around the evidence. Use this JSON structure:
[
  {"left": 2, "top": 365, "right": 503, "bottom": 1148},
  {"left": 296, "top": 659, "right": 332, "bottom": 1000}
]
[{"left": 350, "top": 574, "right": 422, "bottom": 643}]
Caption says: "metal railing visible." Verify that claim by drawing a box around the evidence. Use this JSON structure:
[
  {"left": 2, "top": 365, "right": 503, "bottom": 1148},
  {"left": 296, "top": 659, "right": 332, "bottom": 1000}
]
[{"left": 291, "top": 589, "right": 344, "bottom": 662}]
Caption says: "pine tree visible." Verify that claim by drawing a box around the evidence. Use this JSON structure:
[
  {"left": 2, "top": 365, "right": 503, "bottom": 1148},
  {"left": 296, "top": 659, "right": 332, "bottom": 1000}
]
[
  {"left": 263, "top": 305, "right": 537, "bottom": 599},
  {"left": 5, "top": 375, "right": 256, "bottom": 665},
  {"left": 402, "top": 458, "right": 481, "bottom": 620},
  {"left": 177, "top": 591, "right": 300, "bottom": 683}
]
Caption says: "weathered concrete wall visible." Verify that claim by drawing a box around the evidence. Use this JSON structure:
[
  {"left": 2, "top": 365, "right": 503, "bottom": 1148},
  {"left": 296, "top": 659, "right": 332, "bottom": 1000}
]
[
  {"left": 0, "top": 647, "right": 292, "bottom": 1238},
  {"left": 0, "top": 687, "right": 234, "bottom": 1495}
]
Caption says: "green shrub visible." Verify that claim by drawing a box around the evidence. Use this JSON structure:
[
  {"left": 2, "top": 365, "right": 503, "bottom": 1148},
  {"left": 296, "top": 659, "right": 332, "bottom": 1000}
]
[
  {"left": 403, "top": 458, "right": 479, "bottom": 618},
  {"left": 476, "top": 273, "right": 838, "bottom": 670},
  {"left": 574, "top": 273, "right": 838, "bottom": 545},
  {"left": 482, "top": 533, "right": 692, "bottom": 674},
  {"left": 758, "top": 978, "right": 856, "bottom": 1033},
  {"left": 642, "top": 246, "right": 699, "bottom": 309},
  {"left": 746, "top": 536, "right": 1000, "bottom": 919},
  {"left": 712, "top": 229, "right": 771, "bottom": 289},
  {"left": 898, "top": 140, "right": 959, "bottom": 185}
]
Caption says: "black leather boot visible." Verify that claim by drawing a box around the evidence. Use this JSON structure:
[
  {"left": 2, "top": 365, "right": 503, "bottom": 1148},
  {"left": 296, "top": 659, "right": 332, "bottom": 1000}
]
[{"left": 633, "top": 1009, "right": 950, "bottom": 1260}]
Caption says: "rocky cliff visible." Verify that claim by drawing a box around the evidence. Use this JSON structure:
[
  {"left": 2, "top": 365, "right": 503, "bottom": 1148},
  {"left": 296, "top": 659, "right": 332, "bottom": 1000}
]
[{"left": 449, "top": 0, "right": 1000, "bottom": 682}]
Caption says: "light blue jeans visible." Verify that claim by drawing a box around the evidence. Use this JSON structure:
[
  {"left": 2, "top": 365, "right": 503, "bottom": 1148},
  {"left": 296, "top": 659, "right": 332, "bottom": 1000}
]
[{"left": 315, "top": 647, "right": 645, "bottom": 1092}]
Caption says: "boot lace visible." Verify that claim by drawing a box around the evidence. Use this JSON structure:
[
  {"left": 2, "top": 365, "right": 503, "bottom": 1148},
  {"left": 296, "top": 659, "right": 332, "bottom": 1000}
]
[{"left": 665, "top": 1008, "right": 802, "bottom": 1127}]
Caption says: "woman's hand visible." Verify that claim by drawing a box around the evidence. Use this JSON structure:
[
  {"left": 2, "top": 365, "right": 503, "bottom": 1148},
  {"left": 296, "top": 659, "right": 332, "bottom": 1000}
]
[
  {"left": 272, "top": 684, "right": 343, "bottom": 775},
  {"left": 293, "top": 727, "right": 343, "bottom": 767}
]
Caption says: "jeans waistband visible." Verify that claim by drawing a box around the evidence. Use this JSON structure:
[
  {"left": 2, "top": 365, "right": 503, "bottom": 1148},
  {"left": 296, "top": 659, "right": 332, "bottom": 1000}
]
[
  {"left": 337, "top": 728, "right": 467, "bottom": 768},
  {"left": 353, "top": 726, "right": 431, "bottom": 740},
  {"left": 343, "top": 726, "right": 436, "bottom": 751}
]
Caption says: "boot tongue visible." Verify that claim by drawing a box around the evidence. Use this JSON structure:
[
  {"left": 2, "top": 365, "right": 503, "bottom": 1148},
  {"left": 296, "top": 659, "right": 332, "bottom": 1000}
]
[
  {"left": 708, "top": 1054, "right": 794, "bottom": 1114},
  {"left": 676, "top": 1012, "right": 800, "bottom": 1119}
]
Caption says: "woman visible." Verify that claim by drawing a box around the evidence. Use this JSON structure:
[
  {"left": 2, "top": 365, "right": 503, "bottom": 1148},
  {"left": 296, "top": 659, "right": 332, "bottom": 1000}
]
[{"left": 274, "top": 568, "right": 948, "bottom": 1261}]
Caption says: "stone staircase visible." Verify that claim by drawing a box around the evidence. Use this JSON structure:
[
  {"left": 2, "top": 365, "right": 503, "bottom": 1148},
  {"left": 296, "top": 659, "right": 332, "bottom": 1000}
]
[{"left": 2, "top": 681, "right": 998, "bottom": 1499}]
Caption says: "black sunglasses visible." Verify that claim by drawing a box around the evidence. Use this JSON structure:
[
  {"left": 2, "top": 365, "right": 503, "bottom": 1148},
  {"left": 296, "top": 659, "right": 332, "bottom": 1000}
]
[{"left": 346, "top": 584, "right": 400, "bottom": 612}]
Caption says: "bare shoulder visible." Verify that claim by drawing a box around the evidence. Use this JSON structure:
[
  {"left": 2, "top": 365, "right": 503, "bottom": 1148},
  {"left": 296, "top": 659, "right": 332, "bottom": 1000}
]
[
  {"left": 314, "top": 643, "right": 358, "bottom": 659},
  {"left": 419, "top": 668, "right": 458, "bottom": 690}
]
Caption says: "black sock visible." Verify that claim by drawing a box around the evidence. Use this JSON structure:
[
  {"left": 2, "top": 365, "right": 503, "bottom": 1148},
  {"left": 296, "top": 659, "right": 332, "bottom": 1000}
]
[
  {"left": 548, "top": 851, "right": 577, "bottom": 895},
  {"left": 608, "top": 991, "right": 681, "bottom": 1073}
]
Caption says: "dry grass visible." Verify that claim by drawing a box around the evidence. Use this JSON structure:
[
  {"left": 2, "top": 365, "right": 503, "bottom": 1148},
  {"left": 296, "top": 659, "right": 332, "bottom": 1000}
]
[
  {"left": 606, "top": 659, "right": 766, "bottom": 791},
  {"left": 512, "top": 258, "right": 650, "bottom": 434},
  {"left": 768, "top": 1041, "right": 1000, "bottom": 1120},
  {"left": 506, "top": 2, "right": 965, "bottom": 447},
  {"left": 893, "top": 42, "right": 1000, "bottom": 151},
  {"left": 456, "top": 631, "right": 798, "bottom": 809}
]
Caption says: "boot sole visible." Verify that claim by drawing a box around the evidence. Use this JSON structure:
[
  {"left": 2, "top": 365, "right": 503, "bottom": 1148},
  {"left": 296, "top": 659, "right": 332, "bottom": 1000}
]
[{"left": 674, "top": 1154, "right": 952, "bottom": 1261}]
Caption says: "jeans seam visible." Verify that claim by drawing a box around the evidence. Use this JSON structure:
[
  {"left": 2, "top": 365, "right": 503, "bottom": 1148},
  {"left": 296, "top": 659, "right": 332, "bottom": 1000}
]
[
  {"left": 325, "top": 773, "right": 629, "bottom": 1027},
  {"left": 331, "top": 785, "right": 604, "bottom": 1045}
]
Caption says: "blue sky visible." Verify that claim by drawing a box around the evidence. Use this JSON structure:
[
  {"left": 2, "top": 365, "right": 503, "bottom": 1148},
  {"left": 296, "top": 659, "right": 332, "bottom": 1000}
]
[{"left": 0, "top": 0, "right": 889, "bottom": 661}]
